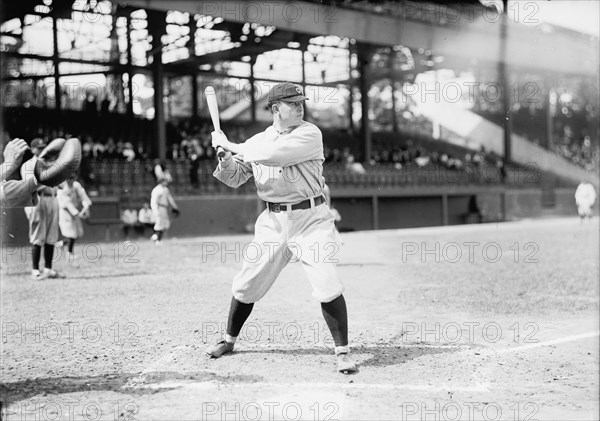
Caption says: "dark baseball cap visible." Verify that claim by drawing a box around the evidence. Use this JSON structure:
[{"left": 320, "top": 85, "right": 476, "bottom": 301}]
[
  {"left": 268, "top": 82, "right": 309, "bottom": 102},
  {"left": 30, "top": 138, "right": 47, "bottom": 149}
]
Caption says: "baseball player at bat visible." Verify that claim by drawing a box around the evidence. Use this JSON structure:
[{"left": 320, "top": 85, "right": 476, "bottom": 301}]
[{"left": 207, "top": 82, "right": 357, "bottom": 373}]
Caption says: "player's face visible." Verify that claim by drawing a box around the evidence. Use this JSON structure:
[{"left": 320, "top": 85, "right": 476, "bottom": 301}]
[{"left": 277, "top": 100, "right": 304, "bottom": 125}]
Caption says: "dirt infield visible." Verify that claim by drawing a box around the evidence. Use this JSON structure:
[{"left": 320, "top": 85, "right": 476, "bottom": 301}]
[{"left": 1, "top": 217, "right": 598, "bottom": 420}]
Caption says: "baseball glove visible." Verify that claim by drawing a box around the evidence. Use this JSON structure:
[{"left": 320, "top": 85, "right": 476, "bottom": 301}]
[
  {"left": 78, "top": 208, "right": 91, "bottom": 220},
  {"left": 34, "top": 138, "right": 82, "bottom": 187},
  {"left": 172, "top": 208, "right": 180, "bottom": 217}
]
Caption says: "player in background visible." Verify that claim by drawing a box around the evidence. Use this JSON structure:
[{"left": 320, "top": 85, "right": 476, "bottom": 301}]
[
  {"left": 575, "top": 181, "right": 597, "bottom": 223},
  {"left": 150, "top": 177, "right": 180, "bottom": 245},
  {"left": 322, "top": 178, "right": 342, "bottom": 238},
  {"left": 20, "top": 138, "right": 64, "bottom": 279},
  {"left": 57, "top": 175, "right": 92, "bottom": 263},
  {"left": 207, "top": 82, "right": 357, "bottom": 374}
]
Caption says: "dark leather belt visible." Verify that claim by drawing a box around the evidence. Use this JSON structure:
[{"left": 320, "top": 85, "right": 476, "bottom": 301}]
[
  {"left": 267, "top": 195, "right": 325, "bottom": 213},
  {"left": 38, "top": 191, "right": 56, "bottom": 197}
]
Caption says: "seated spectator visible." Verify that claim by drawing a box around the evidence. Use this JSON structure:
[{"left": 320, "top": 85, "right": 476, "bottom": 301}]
[
  {"left": 154, "top": 160, "right": 173, "bottom": 184},
  {"left": 180, "top": 138, "right": 191, "bottom": 159},
  {"left": 121, "top": 208, "right": 138, "bottom": 239},
  {"left": 324, "top": 146, "right": 332, "bottom": 162},
  {"left": 104, "top": 138, "right": 119, "bottom": 159},
  {"left": 82, "top": 137, "right": 94, "bottom": 157},
  {"left": 116, "top": 140, "right": 125, "bottom": 158},
  {"left": 331, "top": 148, "right": 342, "bottom": 162},
  {"left": 122, "top": 143, "right": 136, "bottom": 162},
  {"left": 92, "top": 140, "right": 105, "bottom": 158},
  {"left": 345, "top": 154, "right": 367, "bottom": 175},
  {"left": 415, "top": 156, "right": 430, "bottom": 167},
  {"left": 170, "top": 143, "right": 181, "bottom": 161},
  {"left": 136, "top": 141, "right": 147, "bottom": 159}
]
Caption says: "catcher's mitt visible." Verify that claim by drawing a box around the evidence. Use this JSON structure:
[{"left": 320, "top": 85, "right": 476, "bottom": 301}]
[{"left": 34, "top": 138, "right": 82, "bottom": 187}]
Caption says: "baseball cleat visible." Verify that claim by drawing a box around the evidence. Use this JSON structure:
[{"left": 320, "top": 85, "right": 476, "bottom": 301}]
[
  {"left": 206, "top": 340, "right": 234, "bottom": 358},
  {"left": 43, "top": 268, "right": 66, "bottom": 279},
  {"left": 336, "top": 353, "right": 357, "bottom": 374},
  {"left": 31, "top": 269, "right": 46, "bottom": 280}
]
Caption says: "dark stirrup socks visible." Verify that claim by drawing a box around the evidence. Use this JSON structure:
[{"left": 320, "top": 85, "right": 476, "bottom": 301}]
[
  {"left": 43, "top": 244, "right": 54, "bottom": 269},
  {"left": 320, "top": 295, "right": 349, "bottom": 347},
  {"left": 226, "top": 297, "right": 254, "bottom": 338},
  {"left": 225, "top": 295, "right": 348, "bottom": 346},
  {"left": 32, "top": 245, "right": 42, "bottom": 270}
]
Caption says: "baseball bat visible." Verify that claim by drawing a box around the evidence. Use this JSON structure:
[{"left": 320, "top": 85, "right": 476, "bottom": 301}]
[{"left": 204, "top": 86, "right": 226, "bottom": 158}]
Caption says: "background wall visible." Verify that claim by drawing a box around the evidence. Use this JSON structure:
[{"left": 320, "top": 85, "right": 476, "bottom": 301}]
[{"left": 2, "top": 187, "right": 594, "bottom": 247}]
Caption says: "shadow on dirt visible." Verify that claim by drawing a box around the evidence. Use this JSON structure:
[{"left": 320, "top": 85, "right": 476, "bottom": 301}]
[
  {"left": 235, "top": 343, "right": 461, "bottom": 367},
  {"left": 1, "top": 346, "right": 464, "bottom": 404},
  {"left": 0, "top": 371, "right": 263, "bottom": 405}
]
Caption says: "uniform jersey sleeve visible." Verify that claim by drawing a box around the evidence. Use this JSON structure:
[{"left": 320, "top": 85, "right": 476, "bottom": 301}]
[
  {"left": 166, "top": 188, "right": 177, "bottom": 209},
  {"left": 150, "top": 187, "right": 159, "bottom": 213},
  {"left": 0, "top": 178, "right": 39, "bottom": 208},
  {"left": 213, "top": 155, "right": 254, "bottom": 188},
  {"left": 239, "top": 124, "right": 323, "bottom": 167},
  {"left": 75, "top": 182, "right": 92, "bottom": 208},
  {"left": 57, "top": 189, "right": 79, "bottom": 216}
]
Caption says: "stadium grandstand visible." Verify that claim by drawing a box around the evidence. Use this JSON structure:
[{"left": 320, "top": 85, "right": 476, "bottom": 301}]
[{"left": 1, "top": 0, "right": 598, "bottom": 239}]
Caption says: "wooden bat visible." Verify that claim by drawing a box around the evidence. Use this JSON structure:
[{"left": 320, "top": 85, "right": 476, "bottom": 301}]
[{"left": 204, "top": 86, "right": 226, "bottom": 158}]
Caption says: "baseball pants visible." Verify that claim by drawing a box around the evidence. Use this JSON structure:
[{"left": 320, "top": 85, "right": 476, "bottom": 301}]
[
  {"left": 232, "top": 203, "right": 344, "bottom": 304},
  {"left": 25, "top": 196, "right": 60, "bottom": 246}
]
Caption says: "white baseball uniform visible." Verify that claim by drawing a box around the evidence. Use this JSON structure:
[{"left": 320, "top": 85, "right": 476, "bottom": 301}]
[
  {"left": 575, "top": 182, "right": 597, "bottom": 217},
  {"left": 213, "top": 121, "right": 344, "bottom": 303},
  {"left": 150, "top": 183, "right": 177, "bottom": 231},
  {"left": 21, "top": 157, "right": 60, "bottom": 246},
  {"left": 57, "top": 181, "right": 92, "bottom": 239}
]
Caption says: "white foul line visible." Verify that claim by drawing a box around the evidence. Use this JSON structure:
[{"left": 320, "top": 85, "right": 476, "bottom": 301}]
[
  {"left": 497, "top": 331, "right": 599, "bottom": 354},
  {"left": 136, "top": 380, "right": 490, "bottom": 393}
]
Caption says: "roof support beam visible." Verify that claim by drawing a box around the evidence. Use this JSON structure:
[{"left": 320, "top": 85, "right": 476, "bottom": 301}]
[{"left": 122, "top": 0, "right": 598, "bottom": 76}]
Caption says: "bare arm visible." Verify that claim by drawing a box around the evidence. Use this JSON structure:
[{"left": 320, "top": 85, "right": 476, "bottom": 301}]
[{"left": 167, "top": 189, "right": 178, "bottom": 210}]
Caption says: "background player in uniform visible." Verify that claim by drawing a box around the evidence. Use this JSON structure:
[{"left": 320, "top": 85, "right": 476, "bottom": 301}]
[
  {"left": 20, "top": 138, "right": 64, "bottom": 279},
  {"left": 150, "top": 177, "right": 180, "bottom": 245},
  {"left": 57, "top": 175, "right": 92, "bottom": 263},
  {"left": 575, "top": 181, "right": 597, "bottom": 222},
  {"left": 207, "top": 82, "right": 357, "bottom": 373},
  {"left": 322, "top": 178, "right": 342, "bottom": 236}
]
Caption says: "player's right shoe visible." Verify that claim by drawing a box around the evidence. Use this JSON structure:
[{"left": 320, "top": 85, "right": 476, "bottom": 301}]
[
  {"left": 206, "top": 340, "right": 234, "bottom": 358},
  {"left": 336, "top": 352, "right": 357, "bottom": 374},
  {"left": 31, "top": 269, "right": 46, "bottom": 280}
]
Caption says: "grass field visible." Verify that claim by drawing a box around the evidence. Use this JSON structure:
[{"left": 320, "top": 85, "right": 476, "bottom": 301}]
[{"left": 1, "top": 217, "right": 598, "bottom": 420}]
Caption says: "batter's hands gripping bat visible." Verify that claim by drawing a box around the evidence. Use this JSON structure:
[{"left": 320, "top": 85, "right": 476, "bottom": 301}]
[{"left": 204, "top": 86, "right": 226, "bottom": 158}]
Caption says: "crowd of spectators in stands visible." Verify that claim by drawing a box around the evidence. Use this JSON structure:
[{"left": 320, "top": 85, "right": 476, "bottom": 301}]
[
  {"left": 167, "top": 122, "right": 248, "bottom": 162},
  {"left": 81, "top": 136, "right": 145, "bottom": 161},
  {"left": 324, "top": 141, "right": 498, "bottom": 175},
  {"left": 551, "top": 129, "right": 599, "bottom": 173}
]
